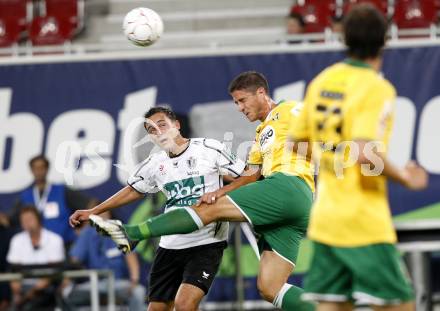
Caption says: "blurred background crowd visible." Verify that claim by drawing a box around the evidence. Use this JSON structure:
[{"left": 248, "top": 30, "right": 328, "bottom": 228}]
[
  {"left": 1, "top": 0, "right": 440, "bottom": 310},
  {"left": 1, "top": 0, "right": 440, "bottom": 53}
]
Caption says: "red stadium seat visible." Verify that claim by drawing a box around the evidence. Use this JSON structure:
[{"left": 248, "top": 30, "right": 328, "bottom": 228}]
[
  {"left": 44, "top": 0, "right": 81, "bottom": 29},
  {"left": 28, "top": 16, "right": 74, "bottom": 45},
  {"left": 0, "top": 17, "right": 21, "bottom": 47},
  {"left": 0, "top": 0, "right": 29, "bottom": 30},
  {"left": 290, "top": 0, "right": 335, "bottom": 33},
  {"left": 394, "top": 0, "right": 438, "bottom": 28},
  {"left": 343, "top": 0, "right": 388, "bottom": 16}
]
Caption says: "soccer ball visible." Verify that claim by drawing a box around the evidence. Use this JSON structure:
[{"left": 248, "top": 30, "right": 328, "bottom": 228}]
[{"left": 123, "top": 7, "right": 164, "bottom": 47}]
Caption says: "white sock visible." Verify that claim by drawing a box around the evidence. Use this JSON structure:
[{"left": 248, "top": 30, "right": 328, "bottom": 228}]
[
  {"left": 273, "top": 283, "right": 293, "bottom": 308},
  {"left": 183, "top": 207, "right": 204, "bottom": 229}
]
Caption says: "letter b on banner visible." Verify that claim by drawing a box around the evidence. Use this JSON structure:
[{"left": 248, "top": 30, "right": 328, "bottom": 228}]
[{"left": 0, "top": 88, "right": 44, "bottom": 192}]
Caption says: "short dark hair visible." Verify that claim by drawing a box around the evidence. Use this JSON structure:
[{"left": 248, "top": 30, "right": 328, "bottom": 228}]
[
  {"left": 228, "top": 71, "right": 270, "bottom": 94},
  {"left": 343, "top": 3, "right": 387, "bottom": 59},
  {"left": 19, "top": 205, "right": 42, "bottom": 225},
  {"left": 144, "top": 106, "right": 177, "bottom": 121},
  {"left": 29, "top": 155, "right": 49, "bottom": 168},
  {"left": 288, "top": 12, "right": 305, "bottom": 28}
]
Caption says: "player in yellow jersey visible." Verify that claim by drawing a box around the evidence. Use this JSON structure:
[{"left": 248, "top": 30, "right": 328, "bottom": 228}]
[
  {"left": 71, "top": 71, "right": 315, "bottom": 311},
  {"left": 290, "top": 4, "right": 428, "bottom": 311}
]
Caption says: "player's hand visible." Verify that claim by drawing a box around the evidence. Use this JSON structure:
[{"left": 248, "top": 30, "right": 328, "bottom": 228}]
[
  {"left": 401, "top": 161, "right": 429, "bottom": 190},
  {"left": 69, "top": 209, "right": 93, "bottom": 228},
  {"left": 197, "top": 189, "right": 225, "bottom": 206}
]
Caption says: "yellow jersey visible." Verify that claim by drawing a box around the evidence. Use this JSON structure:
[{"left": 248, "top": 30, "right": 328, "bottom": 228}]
[
  {"left": 248, "top": 100, "right": 315, "bottom": 192},
  {"left": 292, "top": 59, "right": 396, "bottom": 247}
]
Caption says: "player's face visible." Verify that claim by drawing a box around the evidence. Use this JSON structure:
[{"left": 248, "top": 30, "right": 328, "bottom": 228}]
[
  {"left": 144, "top": 112, "right": 181, "bottom": 150},
  {"left": 231, "top": 88, "right": 266, "bottom": 122},
  {"left": 30, "top": 159, "right": 48, "bottom": 183}
]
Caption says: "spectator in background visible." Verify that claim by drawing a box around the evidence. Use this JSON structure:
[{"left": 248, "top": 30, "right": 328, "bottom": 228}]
[
  {"left": 12, "top": 155, "right": 97, "bottom": 246},
  {"left": 286, "top": 11, "right": 305, "bottom": 44},
  {"left": 67, "top": 210, "right": 146, "bottom": 311},
  {"left": 287, "top": 11, "right": 305, "bottom": 34},
  {"left": 331, "top": 15, "right": 344, "bottom": 34},
  {"left": 7, "top": 206, "right": 65, "bottom": 310},
  {"left": 0, "top": 212, "right": 14, "bottom": 311}
]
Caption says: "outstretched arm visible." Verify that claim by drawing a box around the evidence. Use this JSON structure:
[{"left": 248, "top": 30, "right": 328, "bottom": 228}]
[
  {"left": 69, "top": 186, "right": 144, "bottom": 227},
  {"left": 355, "top": 140, "right": 428, "bottom": 190},
  {"left": 125, "top": 252, "right": 141, "bottom": 287}
]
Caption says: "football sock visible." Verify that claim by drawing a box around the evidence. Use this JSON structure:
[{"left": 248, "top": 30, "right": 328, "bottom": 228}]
[
  {"left": 273, "top": 284, "right": 315, "bottom": 311},
  {"left": 123, "top": 207, "right": 203, "bottom": 240}
]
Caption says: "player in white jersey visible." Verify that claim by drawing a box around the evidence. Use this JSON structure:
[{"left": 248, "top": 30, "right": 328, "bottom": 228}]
[{"left": 70, "top": 107, "right": 245, "bottom": 311}]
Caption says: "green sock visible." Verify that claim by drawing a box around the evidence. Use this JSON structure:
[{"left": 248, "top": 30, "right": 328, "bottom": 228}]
[
  {"left": 123, "top": 222, "right": 150, "bottom": 241},
  {"left": 274, "top": 284, "right": 315, "bottom": 311},
  {"left": 122, "top": 207, "right": 202, "bottom": 241}
]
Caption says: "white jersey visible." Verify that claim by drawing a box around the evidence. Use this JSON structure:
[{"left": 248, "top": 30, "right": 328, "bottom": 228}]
[{"left": 127, "top": 138, "right": 245, "bottom": 249}]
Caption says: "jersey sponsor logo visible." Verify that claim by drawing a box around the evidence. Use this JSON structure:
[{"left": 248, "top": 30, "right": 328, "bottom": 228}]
[
  {"left": 259, "top": 126, "right": 275, "bottom": 152},
  {"left": 164, "top": 176, "right": 205, "bottom": 207}
]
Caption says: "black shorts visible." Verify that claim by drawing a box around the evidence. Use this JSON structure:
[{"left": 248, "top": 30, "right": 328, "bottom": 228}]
[{"left": 148, "top": 241, "right": 227, "bottom": 302}]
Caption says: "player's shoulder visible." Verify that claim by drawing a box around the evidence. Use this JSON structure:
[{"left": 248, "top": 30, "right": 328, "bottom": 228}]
[
  {"left": 135, "top": 150, "right": 167, "bottom": 171},
  {"left": 277, "top": 100, "right": 302, "bottom": 111},
  {"left": 197, "top": 137, "right": 224, "bottom": 152},
  {"left": 276, "top": 100, "right": 298, "bottom": 108},
  {"left": 271, "top": 100, "right": 303, "bottom": 120},
  {"left": 375, "top": 75, "right": 396, "bottom": 96},
  {"left": 311, "top": 62, "right": 343, "bottom": 84},
  {"left": 361, "top": 73, "right": 396, "bottom": 101},
  {"left": 141, "top": 151, "right": 163, "bottom": 164}
]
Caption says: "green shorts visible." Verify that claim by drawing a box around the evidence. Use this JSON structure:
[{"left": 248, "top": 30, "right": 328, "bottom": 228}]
[
  {"left": 303, "top": 241, "right": 414, "bottom": 305},
  {"left": 227, "top": 172, "right": 313, "bottom": 265}
]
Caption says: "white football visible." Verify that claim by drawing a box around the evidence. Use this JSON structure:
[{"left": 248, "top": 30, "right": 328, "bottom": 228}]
[{"left": 123, "top": 7, "right": 164, "bottom": 47}]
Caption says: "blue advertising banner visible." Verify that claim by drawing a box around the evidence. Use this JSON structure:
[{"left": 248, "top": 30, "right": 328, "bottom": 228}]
[{"left": 0, "top": 46, "right": 439, "bottom": 220}]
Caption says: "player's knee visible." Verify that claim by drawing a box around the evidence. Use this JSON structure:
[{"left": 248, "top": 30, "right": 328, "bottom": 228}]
[
  {"left": 174, "top": 299, "right": 198, "bottom": 311},
  {"left": 257, "top": 278, "right": 277, "bottom": 302}
]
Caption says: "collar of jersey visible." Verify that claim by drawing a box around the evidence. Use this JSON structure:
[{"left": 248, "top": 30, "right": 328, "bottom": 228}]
[
  {"left": 262, "top": 100, "right": 283, "bottom": 123},
  {"left": 343, "top": 58, "right": 372, "bottom": 69},
  {"left": 168, "top": 139, "right": 191, "bottom": 158}
]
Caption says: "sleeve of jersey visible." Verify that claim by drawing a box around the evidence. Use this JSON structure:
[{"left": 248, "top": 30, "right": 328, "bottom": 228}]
[
  {"left": 290, "top": 93, "right": 310, "bottom": 140},
  {"left": 247, "top": 139, "right": 263, "bottom": 165},
  {"left": 204, "top": 139, "right": 246, "bottom": 177},
  {"left": 351, "top": 85, "right": 396, "bottom": 141},
  {"left": 127, "top": 156, "right": 159, "bottom": 194}
]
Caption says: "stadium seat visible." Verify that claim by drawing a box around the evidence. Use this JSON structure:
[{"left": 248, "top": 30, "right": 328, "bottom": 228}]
[
  {"left": 0, "top": 0, "right": 30, "bottom": 31},
  {"left": 0, "top": 17, "right": 21, "bottom": 47},
  {"left": 290, "top": 0, "right": 335, "bottom": 33},
  {"left": 28, "top": 16, "right": 74, "bottom": 45},
  {"left": 394, "top": 0, "right": 438, "bottom": 28},
  {"left": 44, "top": 0, "right": 83, "bottom": 30},
  {"left": 343, "top": 0, "right": 389, "bottom": 16}
]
